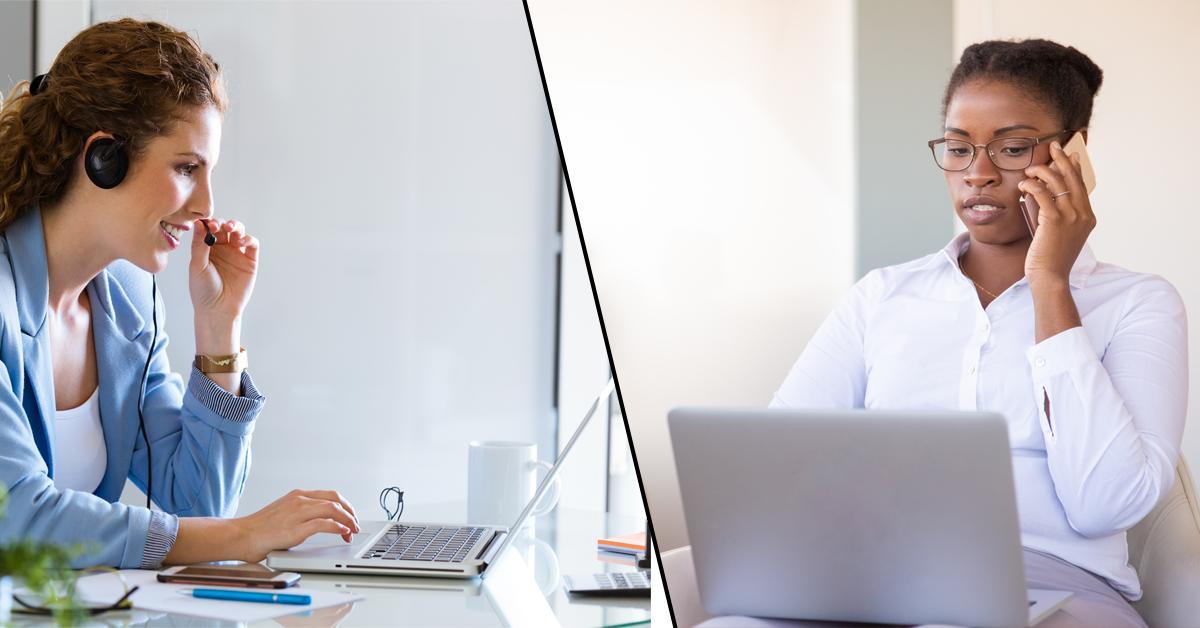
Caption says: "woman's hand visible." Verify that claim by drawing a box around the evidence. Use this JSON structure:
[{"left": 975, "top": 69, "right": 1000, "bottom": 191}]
[
  {"left": 190, "top": 217, "right": 259, "bottom": 349},
  {"left": 232, "top": 489, "right": 362, "bottom": 563},
  {"left": 1021, "top": 141, "right": 1095, "bottom": 287},
  {"left": 165, "top": 490, "right": 361, "bottom": 566}
]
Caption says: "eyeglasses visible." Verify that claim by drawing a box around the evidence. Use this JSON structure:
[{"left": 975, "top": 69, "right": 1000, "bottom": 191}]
[
  {"left": 13, "top": 567, "right": 138, "bottom": 618},
  {"left": 927, "top": 130, "right": 1073, "bottom": 172}
]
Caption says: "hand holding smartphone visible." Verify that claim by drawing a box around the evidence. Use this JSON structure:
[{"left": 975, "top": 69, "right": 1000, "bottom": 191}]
[{"left": 1019, "top": 131, "right": 1096, "bottom": 236}]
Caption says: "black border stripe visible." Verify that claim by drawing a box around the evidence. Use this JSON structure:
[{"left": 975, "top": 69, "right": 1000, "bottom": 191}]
[
  {"left": 29, "top": 0, "right": 37, "bottom": 79},
  {"left": 519, "top": 3, "right": 678, "bottom": 625},
  {"left": 551, "top": 163, "right": 564, "bottom": 454}
]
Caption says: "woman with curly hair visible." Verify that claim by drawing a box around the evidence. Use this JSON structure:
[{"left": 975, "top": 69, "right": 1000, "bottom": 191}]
[
  {"left": 0, "top": 18, "right": 361, "bottom": 569},
  {"left": 772, "top": 39, "right": 1185, "bottom": 627}
]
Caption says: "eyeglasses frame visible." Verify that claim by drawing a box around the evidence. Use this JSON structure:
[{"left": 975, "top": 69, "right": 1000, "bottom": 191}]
[
  {"left": 927, "top": 129, "right": 1077, "bottom": 172},
  {"left": 12, "top": 566, "right": 139, "bottom": 617}
]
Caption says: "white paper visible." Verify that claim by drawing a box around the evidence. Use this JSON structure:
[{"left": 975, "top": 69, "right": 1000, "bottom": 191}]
[{"left": 75, "top": 570, "right": 364, "bottom": 623}]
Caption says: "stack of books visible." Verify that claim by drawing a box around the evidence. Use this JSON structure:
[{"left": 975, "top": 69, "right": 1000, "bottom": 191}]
[{"left": 597, "top": 531, "right": 647, "bottom": 567}]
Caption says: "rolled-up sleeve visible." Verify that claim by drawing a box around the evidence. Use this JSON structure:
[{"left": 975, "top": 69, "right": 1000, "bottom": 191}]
[
  {"left": 140, "top": 510, "right": 180, "bottom": 568},
  {"left": 185, "top": 366, "right": 266, "bottom": 430},
  {"left": 126, "top": 361, "right": 262, "bottom": 567},
  {"left": 128, "top": 288, "right": 266, "bottom": 549},
  {"left": 1027, "top": 277, "right": 1188, "bottom": 538}
]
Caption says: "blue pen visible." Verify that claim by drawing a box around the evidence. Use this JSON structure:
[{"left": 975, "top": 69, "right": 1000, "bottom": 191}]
[{"left": 185, "top": 588, "right": 312, "bottom": 605}]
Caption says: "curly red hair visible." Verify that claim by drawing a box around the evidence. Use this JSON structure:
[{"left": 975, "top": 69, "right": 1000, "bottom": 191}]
[{"left": 0, "top": 18, "right": 227, "bottom": 229}]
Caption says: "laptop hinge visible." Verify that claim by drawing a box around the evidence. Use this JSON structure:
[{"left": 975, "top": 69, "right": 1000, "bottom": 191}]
[{"left": 477, "top": 530, "right": 507, "bottom": 569}]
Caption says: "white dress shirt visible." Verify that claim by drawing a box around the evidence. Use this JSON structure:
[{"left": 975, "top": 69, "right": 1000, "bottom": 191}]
[{"left": 770, "top": 232, "right": 1189, "bottom": 600}]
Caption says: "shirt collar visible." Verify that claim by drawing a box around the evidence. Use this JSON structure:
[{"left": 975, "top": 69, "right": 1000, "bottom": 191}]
[
  {"left": 1, "top": 204, "right": 139, "bottom": 339},
  {"left": 3, "top": 204, "right": 51, "bottom": 336},
  {"left": 936, "top": 231, "right": 1098, "bottom": 289}
]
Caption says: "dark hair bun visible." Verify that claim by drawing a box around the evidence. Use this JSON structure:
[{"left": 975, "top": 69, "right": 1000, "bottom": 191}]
[
  {"left": 944, "top": 38, "right": 1103, "bottom": 131},
  {"left": 1060, "top": 44, "right": 1103, "bottom": 95}
]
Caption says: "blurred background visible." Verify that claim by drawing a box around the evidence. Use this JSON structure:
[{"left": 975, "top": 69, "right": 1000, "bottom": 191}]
[
  {"left": 0, "top": 0, "right": 643, "bottom": 525},
  {"left": 528, "top": 0, "right": 1200, "bottom": 551}
]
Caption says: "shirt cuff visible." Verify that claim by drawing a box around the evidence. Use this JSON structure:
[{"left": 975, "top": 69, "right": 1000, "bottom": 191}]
[
  {"left": 1026, "top": 326, "right": 1097, "bottom": 384},
  {"left": 139, "top": 510, "right": 180, "bottom": 568},
  {"left": 187, "top": 365, "right": 266, "bottom": 423}
]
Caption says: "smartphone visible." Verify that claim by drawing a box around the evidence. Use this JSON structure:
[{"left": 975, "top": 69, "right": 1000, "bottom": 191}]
[
  {"left": 1019, "top": 131, "right": 1097, "bottom": 236},
  {"left": 158, "top": 564, "right": 301, "bottom": 589}
]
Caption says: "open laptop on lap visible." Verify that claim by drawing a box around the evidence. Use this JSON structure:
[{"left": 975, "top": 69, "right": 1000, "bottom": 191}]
[
  {"left": 668, "top": 408, "right": 1072, "bottom": 627},
  {"left": 268, "top": 380, "right": 614, "bottom": 579}
]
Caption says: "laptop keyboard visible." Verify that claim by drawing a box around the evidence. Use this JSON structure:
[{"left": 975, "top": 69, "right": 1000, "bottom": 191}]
[
  {"left": 594, "top": 572, "right": 649, "bottom": 589},
  {"left": 360, "top": 524, "right": 486, "bottom": 563}
]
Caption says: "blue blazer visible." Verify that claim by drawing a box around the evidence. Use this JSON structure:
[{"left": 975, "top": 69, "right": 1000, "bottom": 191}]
[{"left": 0, "top": 206, "right": 266, "bottom": 568}]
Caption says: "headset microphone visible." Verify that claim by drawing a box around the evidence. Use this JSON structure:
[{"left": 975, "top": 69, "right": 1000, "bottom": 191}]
[{"left": 203, "top": 221, "right": 216, "bottom": 246}]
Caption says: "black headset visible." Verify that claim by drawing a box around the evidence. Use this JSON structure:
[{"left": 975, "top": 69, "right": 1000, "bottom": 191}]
[
  {"left": 84, "top": 138, "right": 130, "bottom": 190},
  {"left": 38, "top": 69, "right": 220, "bottom": 511},
  {"left": 37, "top": 73, "right": 156, "bottom": 508},
  {"left": 34, "top": 73, "right": 129, "bottom": 190},
  {"left": 83, "top": 132, "right": 157, "bottom": 510}
]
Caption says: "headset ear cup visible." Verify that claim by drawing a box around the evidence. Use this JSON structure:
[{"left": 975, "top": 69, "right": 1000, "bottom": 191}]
[{"left": 84, "top": 137, "right": 129, "bottom": 189}]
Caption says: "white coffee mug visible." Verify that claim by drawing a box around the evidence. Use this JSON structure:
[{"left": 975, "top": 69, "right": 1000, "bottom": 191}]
[{"left": 467, "top": 441, "right": 561, "bottom": 527}]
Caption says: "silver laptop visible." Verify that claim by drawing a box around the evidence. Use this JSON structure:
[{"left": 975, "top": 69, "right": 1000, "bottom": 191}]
[
  {"left": 268, "top": 380, "right": 614, "bottom": 579},
  {"left": 668, "top": 408, "right": 1072, "bottom": 627}
]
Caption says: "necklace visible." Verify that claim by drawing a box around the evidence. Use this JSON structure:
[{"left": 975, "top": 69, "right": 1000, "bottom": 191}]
[
  {"left": 959, "top": 254, "right": 1002, "bottom": 300},
  {"left": 968, "top": 277, "right": 1000, "bottom": 300}
]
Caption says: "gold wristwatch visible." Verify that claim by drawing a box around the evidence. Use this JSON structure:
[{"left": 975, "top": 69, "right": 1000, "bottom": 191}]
[{"left": 195, "top": 347, "right": 248, "bottom": 373}]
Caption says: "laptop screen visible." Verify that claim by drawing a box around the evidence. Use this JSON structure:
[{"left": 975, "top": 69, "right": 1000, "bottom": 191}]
[{"left": 479, "top": 378, "right": 615, "bottom": 576}]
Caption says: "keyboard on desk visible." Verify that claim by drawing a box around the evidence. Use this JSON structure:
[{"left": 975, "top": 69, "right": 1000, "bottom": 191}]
[
  {"left": 564, "top": 570, "right": 652, "bottom": 597},
  {"left": 594, "top": 572, "right": 649, "bottom": 590},
  {"left": 360, "top": 524, "right": 487, "bottom": 564}
]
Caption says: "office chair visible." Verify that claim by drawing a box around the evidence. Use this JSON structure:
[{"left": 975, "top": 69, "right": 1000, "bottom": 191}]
[{"left": 1127, "top": 458, "right": 1200, "bottom": 627}]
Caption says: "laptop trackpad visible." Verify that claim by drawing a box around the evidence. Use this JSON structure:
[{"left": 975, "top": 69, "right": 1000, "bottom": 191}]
[{"left": 284, "top": 521, "right": 387, "bottom": 556}]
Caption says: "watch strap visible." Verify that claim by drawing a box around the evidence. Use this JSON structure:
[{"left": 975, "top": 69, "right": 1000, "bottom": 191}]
[{"left": 195, "top": 347, "right": 248, "bottom": 373}]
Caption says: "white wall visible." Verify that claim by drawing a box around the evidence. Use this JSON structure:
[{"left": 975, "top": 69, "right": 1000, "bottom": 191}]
[
  {"left": 556, "top": 176, "right": 644, "bottom": 518},
  {"left": 528, "top": 0, "right": 857, "bottom": 550},
  {"left": 954, "top": 0, "right": 1200, "bottom": 480},
  {"left": 557, "top": 176, "right": 614, "bottom": 515},
  {"left": 35, "top": 0, "right": 89, "bottom": 75},
  {"left": 855, "top": 0, "right": 954, "bottom": 277},
  {"left": 41, "top": 0, "right": 566, "bottom": 517},
  {"left": 0, "top": 1, "right": 33, "bottom": 95}
]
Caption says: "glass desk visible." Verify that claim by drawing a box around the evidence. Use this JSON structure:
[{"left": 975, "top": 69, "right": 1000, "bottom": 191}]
[{"left": 11, "top": 503, "right": 652, "bottom": 627}]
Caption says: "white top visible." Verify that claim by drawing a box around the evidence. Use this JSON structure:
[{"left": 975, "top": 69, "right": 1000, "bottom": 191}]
[
  {"left": 53, "top": 386, "right": 107, "bottom": 494},
  {"left": 770, "top": 232, "right": 1189, "bottom": 600}
]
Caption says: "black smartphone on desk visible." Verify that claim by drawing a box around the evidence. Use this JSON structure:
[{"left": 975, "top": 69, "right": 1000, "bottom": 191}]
[{"left": 158, "top": 563, "right": 301, "bottom": 589}]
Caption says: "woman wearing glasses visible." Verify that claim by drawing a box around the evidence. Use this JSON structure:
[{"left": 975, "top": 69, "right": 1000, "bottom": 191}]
[
  {"left": 771, "top": 40, "right": 1184, "bottom": 627},
  {"left": 0, "top": 19, "right": 361, "bottom": 570}
]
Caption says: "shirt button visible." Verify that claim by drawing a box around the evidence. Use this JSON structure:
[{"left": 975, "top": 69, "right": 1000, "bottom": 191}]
[
  {"left": 968, "top": 365, "right": 976, "bottom": 375},
  {"left": 979, "top": 322, "right": 989, "bottom": 333},
  {"left": 1035, "top": 357, "right": 1046, "bottom": 368}
]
